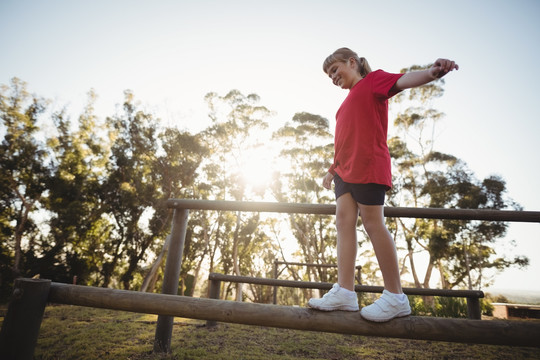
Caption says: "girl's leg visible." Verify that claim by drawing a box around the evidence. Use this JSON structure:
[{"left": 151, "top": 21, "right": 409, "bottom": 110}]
[
  {"left": 335, "top": 193, "right": 360, "bottom": 291},
  {"left": 307, "top": 192, "right": 360, "bottom": 311},
  {"left": 358, "top": 204, "right": 403, "bottom": 294}
]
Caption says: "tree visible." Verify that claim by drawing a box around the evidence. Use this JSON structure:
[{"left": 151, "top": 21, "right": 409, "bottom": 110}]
[
  {"left": 141, "top": 127, "right": 209, "bottom": 293},
  {"left": 0, "top": 78, "right": 49, "bottom": 284},
  {"left": 40, "top": 90, "right": 114, "bottom": 285},
  {"left": 271, "top": 112, "right": 338, "bottom": 287},
  {"left": 423, "top": 169, "right": 528, "bottom": 289},
  {"left": 199, "top": 90, "right": 273, "bottom": 300},
  {"left": 388, "top": 65, "right": 528, "bottom": 290},
  {"left": 101, "top": 91, "right": 161, "bottom": 289}
]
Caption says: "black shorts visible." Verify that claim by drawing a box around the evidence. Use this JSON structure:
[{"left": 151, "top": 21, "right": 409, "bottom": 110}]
[{"left": 334, "top": 173, "right": 387, "bottom": 205}]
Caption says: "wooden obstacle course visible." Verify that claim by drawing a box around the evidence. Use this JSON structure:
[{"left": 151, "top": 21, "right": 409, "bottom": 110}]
[
  {"left": 28, "top": 280, "right": 540, "bottom": 348},
  {"left": 162, "top": 199, "right": 540, "bottom": 350},
  {"left": 2, "top": 200, "right": 540, "bottom": 358}
]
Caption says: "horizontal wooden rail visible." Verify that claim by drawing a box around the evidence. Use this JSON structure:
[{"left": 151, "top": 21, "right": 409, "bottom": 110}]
[
  {"left": 275, "top": 261, "right": 362, "bottom": 269},
  {"left": 272, "top": 261, "right": 363, "bottom": 304},
  {"left": 208, "top": 273, "right": 482, "bottom": 320},
  {"left": 208, "top": 273, "right": 484, "bottom": 298},
  {"left": 47, "top": 282, "right": 539, "bottom": 347},
  {"left": 166, "top": 199, "right": 540, "bottom": 222}
]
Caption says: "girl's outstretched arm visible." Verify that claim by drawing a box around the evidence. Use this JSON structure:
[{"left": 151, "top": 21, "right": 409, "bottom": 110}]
[{"left": 393, "top": 58, "right": 458, "bottom": 91}]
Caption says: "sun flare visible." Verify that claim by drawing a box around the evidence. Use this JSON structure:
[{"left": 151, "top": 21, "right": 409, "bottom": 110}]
[
  {"left": 235, "top": 128, "right": 279, "bottom": 194},
  {"left": 238, "top": 143, "right": 276, "bottom": 191}
]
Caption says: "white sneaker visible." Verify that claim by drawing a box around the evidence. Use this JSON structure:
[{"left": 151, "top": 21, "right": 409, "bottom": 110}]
[
  {"left": 360, "top": 290, "right": 411, "bottom": 322},
  {"left": 308, "top": 283, "right": 359, "bottom": 311}
]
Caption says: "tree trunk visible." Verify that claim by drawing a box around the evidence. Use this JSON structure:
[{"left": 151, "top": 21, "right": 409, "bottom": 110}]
[
  {"left": 140, "top": 235, "right": 170, "bottom": 292},
  {"left": 464, "top": 239, "right": 473, "bottom": 290},
  {"left": 437, "top": 261, "right": 449, "bottom": 289},
  {"left": 408, "top": 248, "right": 421, "bottom": 288},
  {"left": 190, "top": 226, "right": 212, "bottom": 297},
  {"left": 423, "top": 260, "right": 434, "bottom": 288},
  {"left": 13, "top": 200, "right": 32, "bottom": 277},
  {"left": 422, "top": 259, "right": 435, "bottom": 308},
  {"left": 102, "top": 244, "right": 122, "bottom": 288}
]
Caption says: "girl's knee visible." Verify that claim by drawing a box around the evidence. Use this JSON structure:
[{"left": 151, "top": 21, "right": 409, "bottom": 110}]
[
  {"left": 335, "top": 194, "right": 359, "bottom": 229},
  {"left": 358, "top": 205, "right": 385, "bottom": 236},
  {"left": 335, "top": 209, "right": 357, "bottom": 229},
  {"left": 362, "top": 218, "right": 387, "bottom": 237}
]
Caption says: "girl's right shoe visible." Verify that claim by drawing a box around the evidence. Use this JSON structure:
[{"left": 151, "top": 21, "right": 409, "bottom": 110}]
[{"left": 307, "top": 283, "right": 359, "bottom": 311}]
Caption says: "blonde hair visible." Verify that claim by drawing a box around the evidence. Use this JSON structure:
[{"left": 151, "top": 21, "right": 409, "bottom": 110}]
[{"left": 323, "top": 47, "right": 372, "bottom": 77}]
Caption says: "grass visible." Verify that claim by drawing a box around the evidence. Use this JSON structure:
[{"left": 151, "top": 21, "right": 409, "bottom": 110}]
[{"left": 2, "top": 305, "right": 539, "bottom": 359}]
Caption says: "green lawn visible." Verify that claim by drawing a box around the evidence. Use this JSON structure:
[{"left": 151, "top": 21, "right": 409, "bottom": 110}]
[{"left": 2, "top": 305, "right": 539, "bottom": 359}]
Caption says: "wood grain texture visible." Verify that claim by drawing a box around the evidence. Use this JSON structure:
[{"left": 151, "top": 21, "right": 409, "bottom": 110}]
[{"left": 48, "top": 282, "right": 540, "bottom": 348}]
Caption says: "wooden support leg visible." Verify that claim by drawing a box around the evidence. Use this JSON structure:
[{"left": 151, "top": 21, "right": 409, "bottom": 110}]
[
  {"left": 273, "top": 260, "right": 278, "bottom": 305},
  {"left": 467, "top": 297, "right": 481, "bottom": 320},
  {"left": 206, "top": 279, "right": 222, "bottom": 328},
  {"left": 154, "top": 208, "right": 189, "bottom": 353},
  {"left": 0, "top": 278, "right": 51, "bottom": 360}
]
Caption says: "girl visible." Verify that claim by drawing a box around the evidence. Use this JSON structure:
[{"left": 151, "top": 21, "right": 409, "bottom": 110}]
[{"left": 308, "top": 48, "right": 458, "bottom": 322}]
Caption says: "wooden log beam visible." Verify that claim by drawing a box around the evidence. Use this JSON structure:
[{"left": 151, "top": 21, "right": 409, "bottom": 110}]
[
  {"left": 48, "top": 282, "right": 540, "bottom": 348},
  {"left": 166, "top": 199, "right": 540, "bottom": 223}
]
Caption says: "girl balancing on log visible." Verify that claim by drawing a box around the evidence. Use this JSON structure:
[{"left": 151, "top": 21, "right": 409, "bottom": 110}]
[{"left": 308, "top": 48, "right": 458, "bottom": 322}]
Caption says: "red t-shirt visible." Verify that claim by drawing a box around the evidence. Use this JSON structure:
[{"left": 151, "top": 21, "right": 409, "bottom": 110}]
[{"left": 328, "top": 70, "right": 403, "bottom": 189}]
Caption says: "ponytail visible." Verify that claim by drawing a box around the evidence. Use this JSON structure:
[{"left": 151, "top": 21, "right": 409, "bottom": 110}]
[{"left": 357, "top": 56, "right": 372, "bottom": 77}]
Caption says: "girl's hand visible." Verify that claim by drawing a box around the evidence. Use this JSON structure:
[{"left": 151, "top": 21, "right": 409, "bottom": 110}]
[
  {"left": 322, "top": 172, "right": 334, "bottom": 190},
  {"left": 394, "top": 58, "right": 459, "bottom": 91},
  {"left": 430, "top": 58, "right": 459, "bottom": 79}
]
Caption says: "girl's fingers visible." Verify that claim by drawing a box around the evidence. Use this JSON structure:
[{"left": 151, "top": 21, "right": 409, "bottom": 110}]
[{"left": 433, "top": 59, "right": 459, "bottom": 78}]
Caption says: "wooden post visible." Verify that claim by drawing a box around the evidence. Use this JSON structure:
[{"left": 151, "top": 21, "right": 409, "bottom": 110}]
[
  {"left": 206, "top": 278, "right": 222, "bottom": 328},
  {"left": 272, "top": 260, "right": 278, "bottom": 305},
  {"left": 0, "top": 278, "right": 51, "bottom": 360},
  {"left": 467, "top": 297, "right": 481, "bottom": 320},
  {"left": 153, "top": 208, "right": 189, "bottom": 353},
  {"left": 355, "top": 265, "right": 362, "bottom": 285}
]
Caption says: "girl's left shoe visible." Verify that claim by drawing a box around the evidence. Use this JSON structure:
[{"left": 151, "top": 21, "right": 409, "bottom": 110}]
[{"left": 360, "top": 290, "right": 411, "bottom": 322}]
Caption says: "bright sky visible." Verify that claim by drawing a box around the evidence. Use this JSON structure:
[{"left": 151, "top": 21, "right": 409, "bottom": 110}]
[{"left": 1, "top": 0, "right": 539, "bottom": 293}]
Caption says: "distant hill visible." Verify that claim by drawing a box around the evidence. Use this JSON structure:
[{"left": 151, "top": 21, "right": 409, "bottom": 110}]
[{"left": 485, "top": 288, "right": 540, "bottom": 305}]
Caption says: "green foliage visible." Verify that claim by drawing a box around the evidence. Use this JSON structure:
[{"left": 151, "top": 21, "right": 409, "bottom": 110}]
[
  {"left": 0, "top": 77, "right": 50, "bottom": 282},
  {"left": 43, "top": 91, "right": 112, "bottom": 286},
  {"left": 434, "top": 296, "right": 468, "bottom": 318},
  {"left": 388, "top": 65, "right": 528, "bottom": 291},
  {"left": 0, "top": 80, "right": 210, "bottom": 292},
  {"left": 271, "top": 112, "right": 337, "bottom": 284},
  {"left": 187, "top": 90, "right": 278, "bottom": 301},
  {"left": 481, "top": 298, "right": 495, "bottom": 316},
  {"left": 408, "top": 296, "right": 468, "bottom": 318},
  {"left": 101, "top": 91, "right": 162, "bottom": 288},
  {"left": 0, "top": 72, "right": 529, "bottom": 298},
  {"left": 410, "top": 296, "right": 493, "bottom": 318}
]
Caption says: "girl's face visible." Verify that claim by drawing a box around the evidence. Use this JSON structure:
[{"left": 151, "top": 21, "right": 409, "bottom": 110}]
[{"left": 326, "top": 58, "right": 362, "bottom": 89}]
